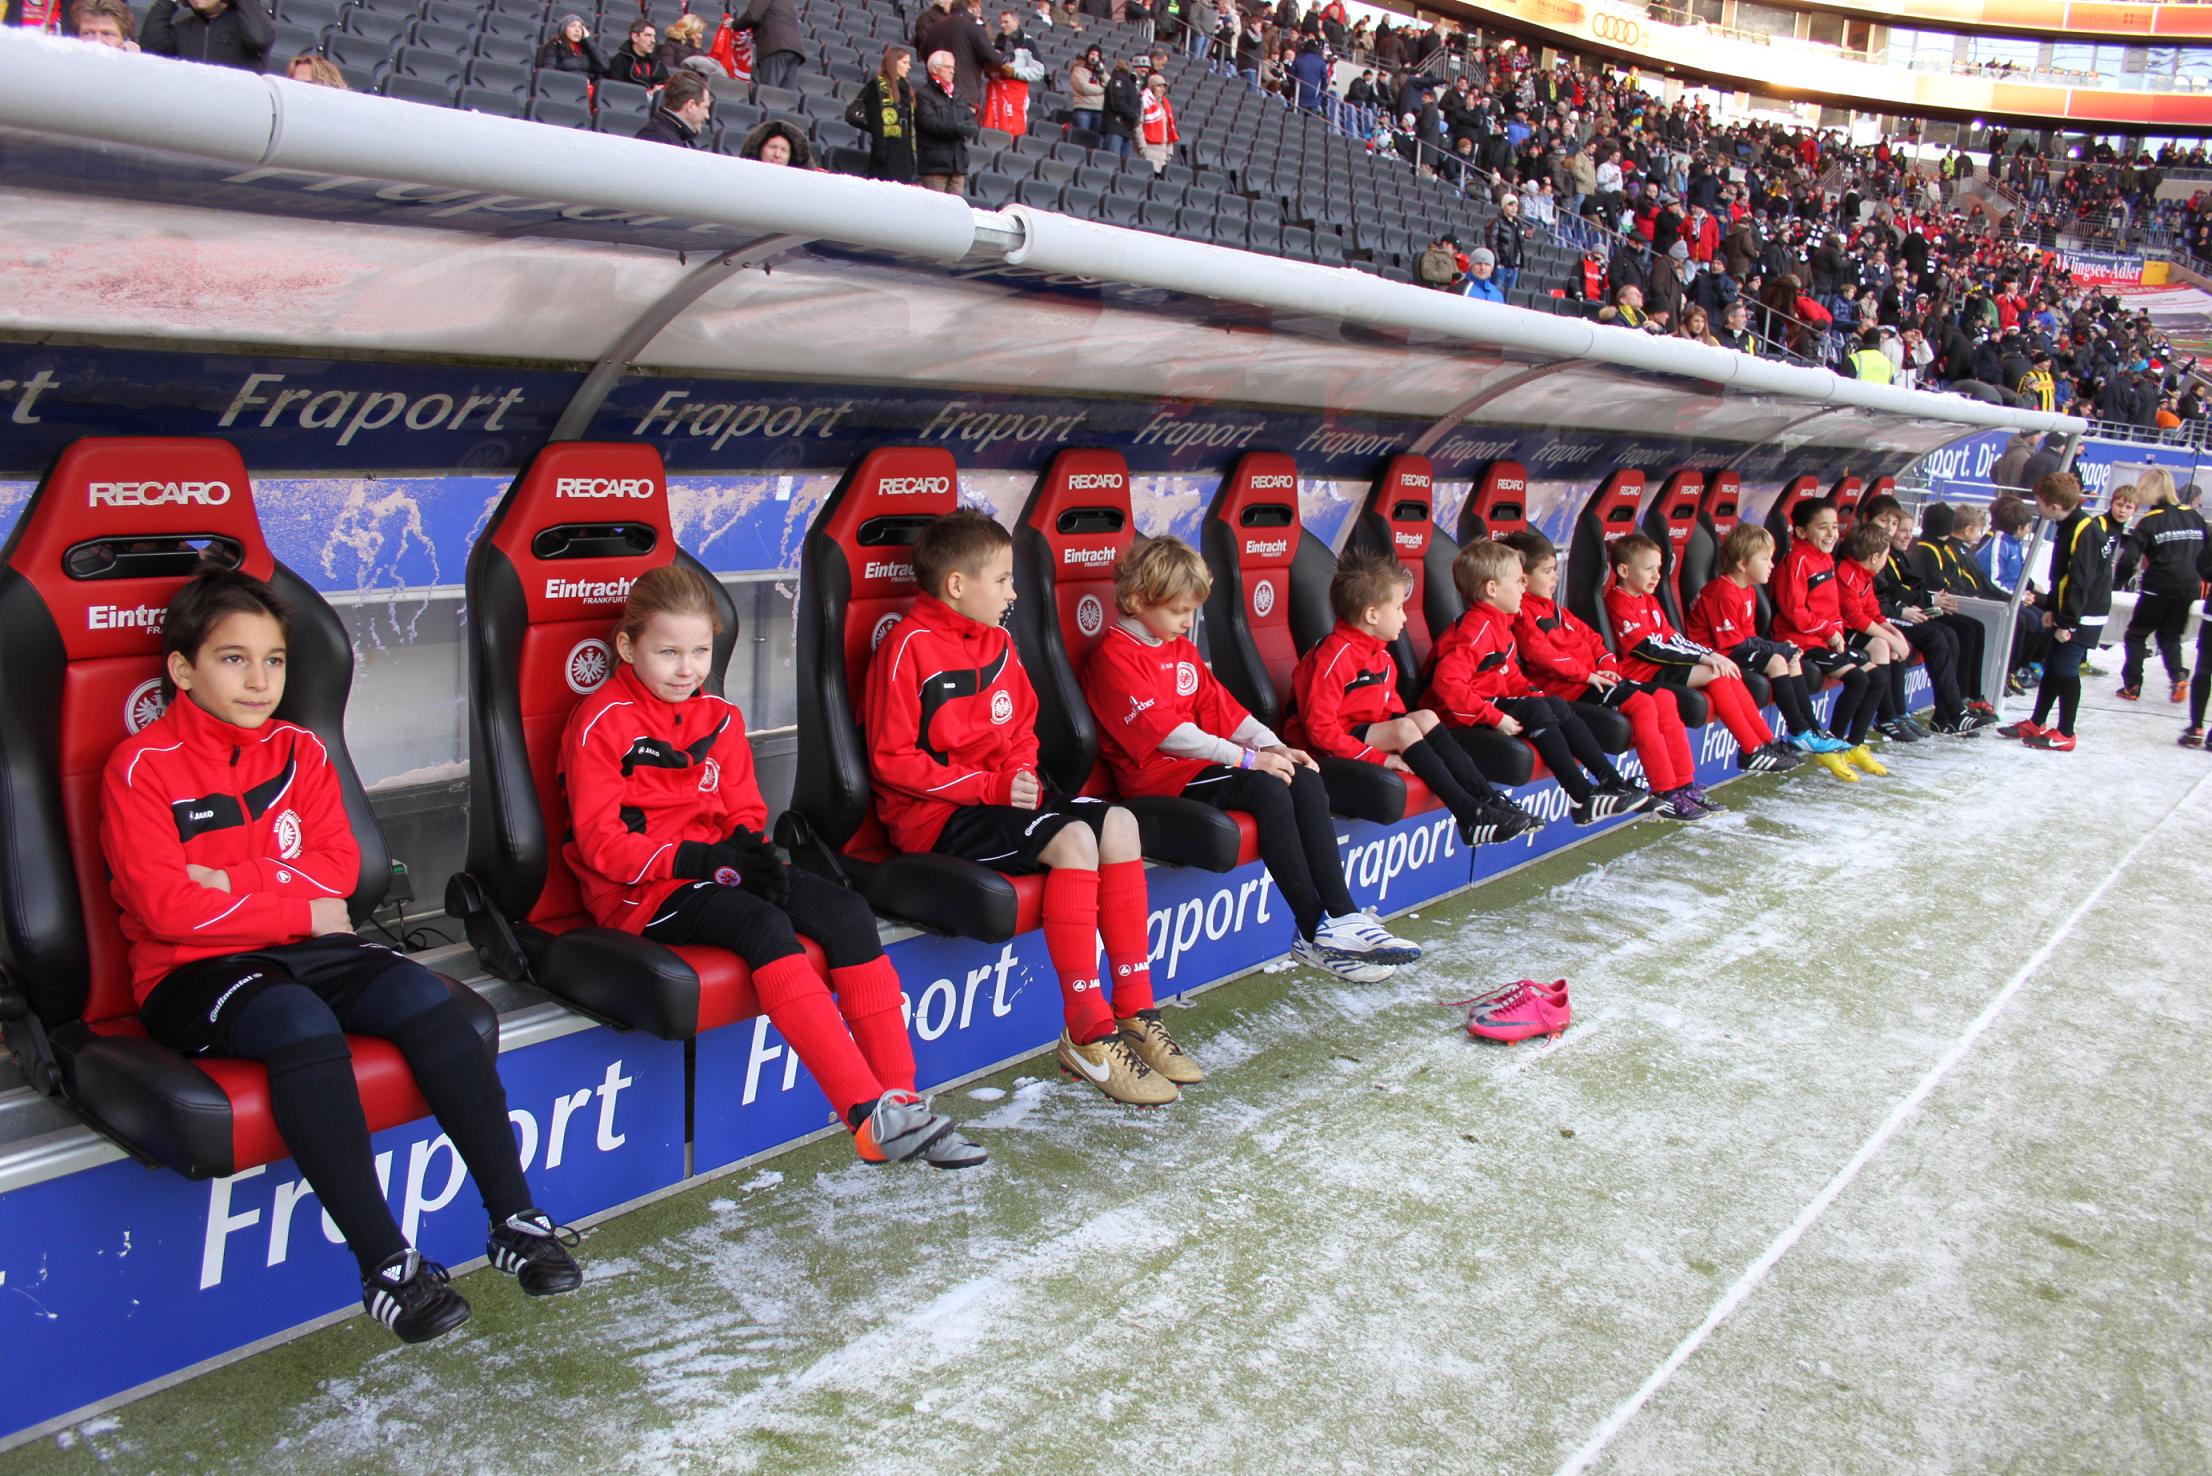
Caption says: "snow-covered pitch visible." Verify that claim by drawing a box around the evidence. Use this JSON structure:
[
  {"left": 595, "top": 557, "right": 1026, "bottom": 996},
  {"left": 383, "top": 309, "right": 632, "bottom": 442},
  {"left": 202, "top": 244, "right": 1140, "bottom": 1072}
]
[{"left": 23, "top": 688, "right": 2212, "bottom": 1476}]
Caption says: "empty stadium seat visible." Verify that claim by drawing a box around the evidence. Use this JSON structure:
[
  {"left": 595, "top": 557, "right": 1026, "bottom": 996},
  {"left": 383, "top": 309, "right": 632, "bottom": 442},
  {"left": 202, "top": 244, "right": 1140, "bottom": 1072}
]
[
  {"left": 447, "top": 443, "right": 790, "bottom": 1040},
  {"left": 1198, "top": 453, "right": 1431, "bottom": 824},
  {"left": 789, "top": 449, "right": 1031, "bottom": 943},
  {"left": 1765, "top": 474, "right": 1821, "bottom": 555},
  {"left": 1828, "top": 474, "right": 1864, "bottom": 527},
  {"left": 1008, "top": 449, "right": 1246, "bottom": 871},
  {"left": 0, "top": 438, "right": 494, "bottom": 1179}
]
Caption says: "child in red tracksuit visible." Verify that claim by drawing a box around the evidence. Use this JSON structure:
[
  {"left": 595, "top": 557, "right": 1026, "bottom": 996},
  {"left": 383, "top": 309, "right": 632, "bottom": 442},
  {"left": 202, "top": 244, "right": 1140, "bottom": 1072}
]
[
  {"left": 563, "top": 566, "right": 983, "bottom": 1167},
  {"left": 862, "top": 509, "right": 1181, "bottom": 1106},
  {"left": 1423, "top": 537, "right": 1656, "bottom": 823},
  {"left": 1684, "top": 522, "right": 1840, "bottom": 754},
  {"left": 1498, "top": 529, "right": 1709, "bottom": 820},
  {"left": 1286, "top": 549, "right": 1532, "bottom": 845},
  {"left": 1603, "top": 533, "right": 1803, "bottom": 774},
  {"left": 103, "top": 567, "right": 578, "bottom": 1344},
  {"left": 1836, "top": 520, "right": 1922, "bottom": 740},
  {"left": 1771, "top": 498, "right": 1885, "bottom": 774},
  {"left": 1080, "top": 536, "right": 1432, "bottom": 989}
]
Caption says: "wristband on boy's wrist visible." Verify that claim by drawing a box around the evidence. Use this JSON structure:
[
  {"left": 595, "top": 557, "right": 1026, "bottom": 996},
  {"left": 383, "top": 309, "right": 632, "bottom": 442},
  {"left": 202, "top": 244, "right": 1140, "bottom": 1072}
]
[{"left": 1238, "top": 746, "right": 1254, "bottom": 769}]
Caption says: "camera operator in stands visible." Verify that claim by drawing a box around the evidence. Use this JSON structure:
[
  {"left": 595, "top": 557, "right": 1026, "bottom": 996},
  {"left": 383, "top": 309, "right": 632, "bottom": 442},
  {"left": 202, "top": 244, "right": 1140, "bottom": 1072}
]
[
  {"left": 635, "top": 69, "right": 712, "bottom": 148},
  {"left": 141, "top": 0, "right": 272, "bottom": 71}
]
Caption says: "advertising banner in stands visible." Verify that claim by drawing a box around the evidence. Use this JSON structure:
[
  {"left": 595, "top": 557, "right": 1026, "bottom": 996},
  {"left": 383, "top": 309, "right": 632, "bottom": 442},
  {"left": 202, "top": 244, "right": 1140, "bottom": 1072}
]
[
  {"left": 2058, "top": 251, "right": 2149, "bottom": 286},
  {"left": 1912, "top": 428, "right": 2207, "bottom": 502},
  {"left": 0, "top": 1026, "right": 686, "bottom": 1444}
]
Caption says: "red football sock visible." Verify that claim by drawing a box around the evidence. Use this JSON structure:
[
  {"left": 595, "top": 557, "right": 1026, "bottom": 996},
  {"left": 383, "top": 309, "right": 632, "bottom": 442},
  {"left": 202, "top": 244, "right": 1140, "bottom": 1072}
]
[
  {"left": 1622, "top": 690, "right": 1684, "bottom": 790},
  {"left": 1707, "top": 675, "right": 1774, "bottom": 752},
  {"left": 830, "top": 957, "right": 915, "bottom": 1094},
  {"left": 1042, "top": 866, "right": 1113, "bottom": 1042},
  {"left": 750, "top": 954, "right": 883, "bottom": 1121},
  {"left": 1096, "top": 859, "right": 1156, "bottom": 1018}
]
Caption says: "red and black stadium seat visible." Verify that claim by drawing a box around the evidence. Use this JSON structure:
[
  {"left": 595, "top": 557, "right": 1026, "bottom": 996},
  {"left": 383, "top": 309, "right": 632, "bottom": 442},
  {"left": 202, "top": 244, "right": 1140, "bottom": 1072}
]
[
  {"left": 1008, "top": 449, "right": 1247, "bottom": 871},
  {"left": 1349, "top": 457, "right": 1533, "bottom": 785},
  {"left": 1765, "top": 474, "right": 1822, "bottom": 554},
  {"left": 790, "top": 448, "right": 1031, "bottom": 942},
  {"left": 1564, "top": 468, "right": 1645, "bottom": 648},
  {"left": 1641, "top": 469, "right": 1705, "bottom": 631},
  {"left": 450, "top": 441, "right": 787, "bottom": 1040},
  {"left": 0, "top": 437, "right": 492, "bottom": 1178},
  {"left": 1455, "top": 458, "right": 1531, "bottom": 549},
  {"left": 1829, "top": 474, "right": 1864, "bottom": 528},
  {"left": 1198, "top": 452, "right": 1431, "bottom": 824}
]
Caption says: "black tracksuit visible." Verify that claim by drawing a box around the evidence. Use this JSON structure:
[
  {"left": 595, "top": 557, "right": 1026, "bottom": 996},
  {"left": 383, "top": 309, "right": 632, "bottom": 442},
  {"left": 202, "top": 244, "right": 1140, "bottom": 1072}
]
[
  {"left": 2033, "top": 510, "right": 2118, "bottom": 736},
  {"left": 2120, "top": 504, "right": 2207, "bottom": 691},
  {"left": 1873, "top": 551, "right": 1967, "bottom": 723}
]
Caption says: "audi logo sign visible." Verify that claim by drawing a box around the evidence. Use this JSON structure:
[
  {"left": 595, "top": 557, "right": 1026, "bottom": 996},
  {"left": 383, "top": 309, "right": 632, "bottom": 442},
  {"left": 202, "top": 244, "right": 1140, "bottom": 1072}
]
[{"left": 1590, "top": 12, "right": 1642, "bottom": 45}]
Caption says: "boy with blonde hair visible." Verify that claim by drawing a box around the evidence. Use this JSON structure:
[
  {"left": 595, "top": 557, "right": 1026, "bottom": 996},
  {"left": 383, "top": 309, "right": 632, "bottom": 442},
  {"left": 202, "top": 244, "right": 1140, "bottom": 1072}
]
[{"left": 1081, "top": 537, "right": 1431, "bottom": 985}]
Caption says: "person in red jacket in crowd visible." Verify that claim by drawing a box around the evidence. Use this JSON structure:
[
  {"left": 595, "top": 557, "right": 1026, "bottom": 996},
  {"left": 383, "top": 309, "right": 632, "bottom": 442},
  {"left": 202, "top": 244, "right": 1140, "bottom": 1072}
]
[
  {"left": 1080, "top": 537, "right": 1435, "bottom": 990},
  {"left": 1288, "top": 548, "right": 1536, "bottom": 849},
  {"left": 863, "top": 509, "right": 1176, "bottom": 1105},
  {"left": 563, "top": 566, "right": 984, "bottom": 1168},
  {"left": 1684, "top": 522, "right": 1846, "bottom": 757},
  {"left": 1423, "top": 538, "right": 1658, "bottom": 823},
  {"left": 1771, "top": 498, "right": 1886, "bottom": 777},
  {"left": 1497, "top": 529, "right": 1710, "bottom": 820},
  {"left": 102, "top": 567, "right": 580, "bottom": 1345},
  {"left": 1603, "top": 533, "right": 1803, "bottom": 774}
]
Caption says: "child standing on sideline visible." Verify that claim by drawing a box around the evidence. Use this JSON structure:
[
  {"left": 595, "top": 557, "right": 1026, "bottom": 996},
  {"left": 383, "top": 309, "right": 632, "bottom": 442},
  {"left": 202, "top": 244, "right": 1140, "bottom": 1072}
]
[
  {"left": 1500, "top": 529, "right": 1715, "bottom": 818},
  {"left": 864, "top": 509, "right": 1184, "bottom": 1104},
  {"left": 2116, "top": 468, "right": 2205, "bottom": 704},
  {"left": 1424, "top": 538, "right": 1660, "bottom": 823},
  {"left": 564, "top": 566, "right": 985, "bottom": 1166},
  {"left": 104, "top": 568, "right": 581, "bottom": 1344},
  {"left": 1604, "top": 533, "right": 1805, "bottom": 775},
  {"left": 1288, "top": 549, "right": 1544, "bottom": 850},
  {"left": 1080, "top": 537, "right": 1434, "bottom": 988},
  {"left": 2001, "top": 473, "right": 2116, "bottom": 751},
  {"left": 1770, "top": 499, "right": 1887, "bottom": 778},
  {"left": 1684, "top": 523, "right": 1849, "bottom": 757}
]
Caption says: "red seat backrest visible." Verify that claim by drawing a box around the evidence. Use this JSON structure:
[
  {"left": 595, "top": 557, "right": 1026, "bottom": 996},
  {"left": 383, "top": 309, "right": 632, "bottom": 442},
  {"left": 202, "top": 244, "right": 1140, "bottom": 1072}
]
[
  {"left": 1830, "top": 474, "right": 1864, "bottom": 529},
  {"left": 1355, "top": 454, "right": 1453, "bottom": 687},
  {"left": 0, "top": 438, "right": 376, "bottom": 1031},
  {"left": 1199, "top": 452, "right": 1304, "bottom": 726},
  {"left": 1644, "top": 470, "right": 1705, "bottom": 629},
  {"left": 792, "top": 447, "right": 961, "bottom": 856},
  {"left": 1566, "top": 468, "right": 1646, "bottom": 639},
  {"left": 1767, "top": 474, "right": 1821, "bottom": 555},
  {"left": 1700, "top": 470, "right": 1744, "bottom": 540},
  {"left": 1011, "top": 448, "right": 1134, "bottom": 795},
  {"left": 463, "top": 442, "right": 735, "bottom": 931},
  {"left": 1458, "top": 459, "right": 1532, "bottom": 545}
]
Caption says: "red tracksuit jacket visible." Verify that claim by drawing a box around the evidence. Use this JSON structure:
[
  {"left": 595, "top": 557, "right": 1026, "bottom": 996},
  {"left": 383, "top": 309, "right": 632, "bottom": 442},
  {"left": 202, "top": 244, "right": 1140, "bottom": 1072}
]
[
  {"left": 1603, "top": 587, "right": 1713, "bottom": 682},
  {"left": 1833, "top": 558, "right": 1884, "bottom": 633},
  {"left": 1081, "top": 623, "right": 1253, "bottom": 797},
  {"left": 1287, "top": 622, "right": 1404, "bottom": 761},
  {"left": 1420, "top": 602, "right": 1531, "bottom": 727},
  {"left": 1511, "top": 591, "right": 1620, "bottom": 699},
  {"left": 559, "top": 661, "right": 765, "bottom": 933},
  {"left": 1684, "top": 576, "right": 1757, "bottom": 653},
  {"left": 1771, "top": 541, "right": 1845, "bottom": 650},
  {"left": 101, "top": 691, "right": 359, "bottom": 1003},
  {"left": 863, "top": 592, "right": 1040, "bottom": 852}
]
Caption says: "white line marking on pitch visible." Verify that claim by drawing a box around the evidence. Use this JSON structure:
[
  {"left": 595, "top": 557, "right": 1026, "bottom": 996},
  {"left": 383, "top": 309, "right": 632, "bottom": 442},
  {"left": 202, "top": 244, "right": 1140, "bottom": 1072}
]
[{"left": 1552, "top": 769, "right": 2212, "bottom": 1476}]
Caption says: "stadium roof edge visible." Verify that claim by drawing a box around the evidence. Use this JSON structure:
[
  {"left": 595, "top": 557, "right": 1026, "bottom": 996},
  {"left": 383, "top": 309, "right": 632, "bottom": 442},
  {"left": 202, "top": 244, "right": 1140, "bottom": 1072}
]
[{"left": 0, "top": 29, "right": 2083, "bottom": 443}]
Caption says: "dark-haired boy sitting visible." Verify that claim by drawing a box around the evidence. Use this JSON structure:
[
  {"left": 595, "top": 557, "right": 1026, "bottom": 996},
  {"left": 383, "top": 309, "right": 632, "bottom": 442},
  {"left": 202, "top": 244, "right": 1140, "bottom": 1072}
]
[{"left": 103, "top": 567, "right": 580, "bottom": 1344}]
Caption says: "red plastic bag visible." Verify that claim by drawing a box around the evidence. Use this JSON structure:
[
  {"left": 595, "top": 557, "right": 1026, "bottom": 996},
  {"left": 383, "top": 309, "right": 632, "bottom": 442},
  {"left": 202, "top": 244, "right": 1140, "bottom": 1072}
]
[{"left": 982, "top": 78, "right": 1029, "bottom": 136}]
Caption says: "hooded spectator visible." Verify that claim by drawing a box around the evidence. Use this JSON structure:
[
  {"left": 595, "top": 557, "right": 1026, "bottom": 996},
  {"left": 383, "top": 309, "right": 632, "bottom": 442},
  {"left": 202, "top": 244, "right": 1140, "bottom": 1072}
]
[{"left": 741, "top": 118, "right": 815, "bottom": 167}]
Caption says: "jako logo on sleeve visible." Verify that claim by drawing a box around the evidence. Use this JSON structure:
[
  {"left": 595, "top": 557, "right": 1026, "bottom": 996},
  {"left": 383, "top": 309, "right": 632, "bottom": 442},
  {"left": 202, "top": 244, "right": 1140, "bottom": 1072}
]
[
  {"left": 87, "top": 481, "right": 234, "bottom": 508},
  {"left": 554, "top": 477, "right": 656, "bottom": 500}
]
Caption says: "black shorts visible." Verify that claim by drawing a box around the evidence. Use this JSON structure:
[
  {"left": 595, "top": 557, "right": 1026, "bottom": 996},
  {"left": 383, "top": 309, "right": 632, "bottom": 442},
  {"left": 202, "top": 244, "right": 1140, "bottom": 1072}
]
[
  {"left": 140, "top": 934, "right": 409, "bottom": 1057},
  {"left": 932, "top": 795, "right": 1112, "bottom": 875},
  {"left": 1727, "top": 637, "right": 1799, "bottom": 670},
  {"left": 1799, "top": 646, "right": 1863, "bottom": 678},
  {"left": 1844, "top": 629, "right": 1875, "bottom": 656}
]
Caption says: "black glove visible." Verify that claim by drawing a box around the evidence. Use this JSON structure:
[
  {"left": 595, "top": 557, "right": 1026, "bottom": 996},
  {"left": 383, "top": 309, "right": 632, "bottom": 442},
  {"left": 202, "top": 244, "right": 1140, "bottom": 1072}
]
[
  {"left": 722, "top": 827, "right": 793, "bottom": 906},
  {"left": 673, "top": 838, "right": 748, "bottom": 881}
]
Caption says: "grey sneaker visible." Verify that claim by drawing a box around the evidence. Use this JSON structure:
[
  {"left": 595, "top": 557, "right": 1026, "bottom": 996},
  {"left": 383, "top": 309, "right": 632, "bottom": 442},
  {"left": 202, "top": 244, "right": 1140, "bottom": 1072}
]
[{"left": 855, "top": 1090, "right": 956, "bottom": 1164}]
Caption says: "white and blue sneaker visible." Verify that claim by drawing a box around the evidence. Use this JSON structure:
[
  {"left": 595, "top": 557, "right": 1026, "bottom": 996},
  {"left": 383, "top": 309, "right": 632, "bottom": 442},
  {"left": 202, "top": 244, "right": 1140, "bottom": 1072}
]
[
  {"left": 1291, "top": 936, "right": 1397, "bottom": 983},
  {"left": 1314, "top": 909, "right": 1423, "bottom": 966}
]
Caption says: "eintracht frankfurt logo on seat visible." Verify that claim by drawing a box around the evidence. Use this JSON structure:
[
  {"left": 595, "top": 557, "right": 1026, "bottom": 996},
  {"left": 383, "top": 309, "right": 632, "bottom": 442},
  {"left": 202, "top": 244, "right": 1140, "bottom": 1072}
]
[
  {"left": 124, "top": 677, "right": 167, "bottom": 733},
  {"left": 567, "top": 638, "right": 612, "bottom": 694},
  {"left": 1076, "top": 593, "right": 1104, "bottom": 637},
  {"left": 1252, "top": 579, "right": 1276, "bottom": 618},
  {"left": 871, "top": 611, "right": 902, "bottom": 650}
]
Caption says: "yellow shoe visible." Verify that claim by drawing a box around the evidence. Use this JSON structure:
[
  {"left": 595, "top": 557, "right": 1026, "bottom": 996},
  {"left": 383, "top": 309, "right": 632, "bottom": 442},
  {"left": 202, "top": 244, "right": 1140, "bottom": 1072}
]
[
  {"left": 1119, "top": 1011, "right": 1205, "bottom": 1085},
  {"left": 1844, "top": 744, "right": 1888, "bottom": 776},
  {"left": 1057, "top": 1030, "right": 1179, "bottom": 1105},
  {"left": 1811, "top": 751, "right": 1859, "bottom": 782}
]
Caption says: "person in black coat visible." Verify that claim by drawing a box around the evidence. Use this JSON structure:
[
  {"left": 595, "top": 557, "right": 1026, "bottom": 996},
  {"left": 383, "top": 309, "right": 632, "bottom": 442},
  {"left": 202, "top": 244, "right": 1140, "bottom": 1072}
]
[
  {"left": 606, "top": 18, "right": 671, "bottom": 88},
  {"left": 734, "top": 0, "right": 805, "bottom": 92},
  {"left": 140, "top": 0, "right": 273, "bottom": 71},
  {"left": 537, "top": 13, "right": 607, "bottom": 75},
  {"left": 914, "top": 50, "right": 977, "bottom": 193},
  {"left": 1100, "top": 58, "right": 1142, "bottom": 159},
  {"left": 845, "top": 44, "right": 919, "bottom": 182},
  {"left": 635, "top": 70, "right": 712, "bottom": 148}
]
